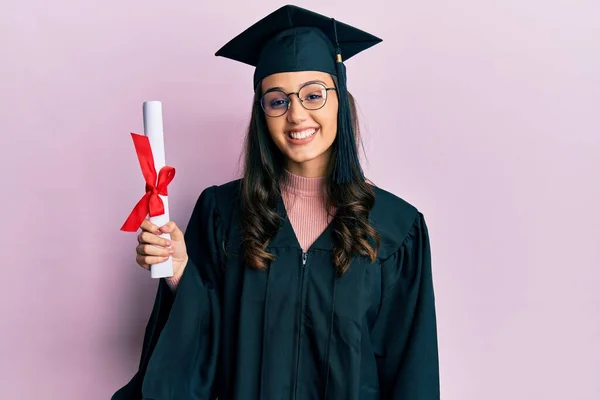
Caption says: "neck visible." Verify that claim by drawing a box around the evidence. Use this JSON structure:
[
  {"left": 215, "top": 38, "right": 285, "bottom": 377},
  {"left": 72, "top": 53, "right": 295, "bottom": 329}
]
[
  {"left": 280, "top": 169, "right": 326, "bottom": 197},
  {"left": 284, "top": 148, "right": 332, "bottom": 178}
]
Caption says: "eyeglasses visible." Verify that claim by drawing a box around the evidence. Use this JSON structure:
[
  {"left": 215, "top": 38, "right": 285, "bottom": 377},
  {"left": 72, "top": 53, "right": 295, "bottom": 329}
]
[{"left": 260, "top": 82, "right": 337, "bottom": 117}]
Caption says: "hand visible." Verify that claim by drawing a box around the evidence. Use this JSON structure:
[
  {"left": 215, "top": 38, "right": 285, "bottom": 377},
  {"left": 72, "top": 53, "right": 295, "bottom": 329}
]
[{"left": 135, "top": 219, "right": 189, "bottom": 277}]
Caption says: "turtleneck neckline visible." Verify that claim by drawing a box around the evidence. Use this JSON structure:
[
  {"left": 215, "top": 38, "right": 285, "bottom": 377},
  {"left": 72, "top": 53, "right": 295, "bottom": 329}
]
[{"left": 280, "top": 169, "right": 326, "bottom": 197}]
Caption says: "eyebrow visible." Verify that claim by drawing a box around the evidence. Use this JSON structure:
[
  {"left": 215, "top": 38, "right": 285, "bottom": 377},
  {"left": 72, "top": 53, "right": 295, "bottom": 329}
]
[{"left": 263, "top": 80, "right": 328, "bottom": 93}]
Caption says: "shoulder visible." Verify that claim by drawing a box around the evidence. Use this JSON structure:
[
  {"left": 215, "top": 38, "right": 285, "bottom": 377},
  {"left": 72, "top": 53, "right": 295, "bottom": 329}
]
[
  {"left": 213, "top": 178, "right": 243, "bottom": 208},
  {"left": 369, "top": 184, "right": 425, "bottom": 259},
  {"left": 194, "top": 177, "right": 242, "bottom": 210},
  {"left": 192, "top": 178, "right": 242, "bottom": 229}
]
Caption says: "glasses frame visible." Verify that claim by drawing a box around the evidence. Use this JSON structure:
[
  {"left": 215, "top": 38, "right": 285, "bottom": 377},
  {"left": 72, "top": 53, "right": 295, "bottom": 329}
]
[{"left": 259, "top": 81, "right": 337, "bottom": 118}]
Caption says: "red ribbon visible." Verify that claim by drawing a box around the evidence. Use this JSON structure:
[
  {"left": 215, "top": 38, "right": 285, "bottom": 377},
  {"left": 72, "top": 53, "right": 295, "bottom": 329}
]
[{"left": 121, "top": 132, "right": 176, "bottom": 232}]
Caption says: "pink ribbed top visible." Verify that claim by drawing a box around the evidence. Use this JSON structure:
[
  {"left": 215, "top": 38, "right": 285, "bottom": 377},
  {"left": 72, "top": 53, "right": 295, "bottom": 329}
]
[
  {"left": 279, "top": 169, "right": 333, "bottom": 251},
  {"left": 166, "top": 170, "right": 331, "bottom": 291}
]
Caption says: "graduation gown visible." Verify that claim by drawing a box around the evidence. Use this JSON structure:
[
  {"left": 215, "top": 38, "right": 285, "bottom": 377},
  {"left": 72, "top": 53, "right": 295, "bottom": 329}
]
[{"left": 112, "top": 179, "right": 440, "bottom": 399}]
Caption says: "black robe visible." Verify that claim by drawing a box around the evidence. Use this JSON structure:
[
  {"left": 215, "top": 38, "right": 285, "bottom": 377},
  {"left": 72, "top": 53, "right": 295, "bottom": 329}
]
[{"left": 112, "top": 180, "right": 440, "bottom": 399}]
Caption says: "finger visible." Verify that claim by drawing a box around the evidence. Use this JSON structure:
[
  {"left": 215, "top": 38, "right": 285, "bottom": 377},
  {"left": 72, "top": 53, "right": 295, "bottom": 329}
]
[
  {"left": 137, "top": 243, "right": 173, "bottom": 257},
  {"left": 136, "top": 255, "right": 170, "bottom": 270},
  {"left": 138, "top": 231, "right": 172, "bottom": 247},
  {"left": 138, "top": 265, "right": 149, "bottom": 271},
  {"left": 140, "top": 219, "right": 160, "bottom": 234},
  {"left": 159, "top": 221, "right": 184, "bottom": 241}
]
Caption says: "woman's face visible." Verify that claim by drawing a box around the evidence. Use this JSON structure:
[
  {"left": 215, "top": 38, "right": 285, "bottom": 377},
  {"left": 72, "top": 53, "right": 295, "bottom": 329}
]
[{"left": 260, "top": 70, "right": 338, "bottom": 177}]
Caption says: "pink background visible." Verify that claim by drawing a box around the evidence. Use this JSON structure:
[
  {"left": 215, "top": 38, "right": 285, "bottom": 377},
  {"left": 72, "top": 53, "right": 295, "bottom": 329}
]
[{"left": 2, "top": 0, "right": 599, "bottom": 398}]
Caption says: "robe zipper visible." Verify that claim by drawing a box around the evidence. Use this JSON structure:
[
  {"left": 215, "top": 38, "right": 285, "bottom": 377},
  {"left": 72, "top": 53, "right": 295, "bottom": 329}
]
[{"left": 293, "top": 251, "right": 308, "bottom": 399}]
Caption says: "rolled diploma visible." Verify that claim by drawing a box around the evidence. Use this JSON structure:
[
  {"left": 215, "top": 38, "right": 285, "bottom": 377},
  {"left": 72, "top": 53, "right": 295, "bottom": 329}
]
[{"left": 143, "top": 101, "right": 174, "bottom": 278}]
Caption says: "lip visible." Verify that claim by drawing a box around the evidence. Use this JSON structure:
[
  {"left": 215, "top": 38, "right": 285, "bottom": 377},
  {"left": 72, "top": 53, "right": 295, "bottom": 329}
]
[{"left": 285, "top": 127, "right": 319, "bottom": 145}]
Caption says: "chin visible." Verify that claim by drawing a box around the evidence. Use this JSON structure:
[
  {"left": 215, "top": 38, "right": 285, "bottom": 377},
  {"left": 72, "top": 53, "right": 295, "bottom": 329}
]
[
  {"left": 286, "top": 154, "right": 319, "bottom": 164},
  {"left": 285, "top": 146, "right": 333, "bottom": 169}
]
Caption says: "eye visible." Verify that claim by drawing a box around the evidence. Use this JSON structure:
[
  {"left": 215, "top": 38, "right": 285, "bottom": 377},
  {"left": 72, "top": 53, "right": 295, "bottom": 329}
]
[
  {"left": 304, "top": 93, "right": 323, "bottom": 101},
  {"left": 299, "top": 84, "right": 327, "bottom": 103},
  {"left": 270, "top": 99, "right": 289, "bottom": 108}
]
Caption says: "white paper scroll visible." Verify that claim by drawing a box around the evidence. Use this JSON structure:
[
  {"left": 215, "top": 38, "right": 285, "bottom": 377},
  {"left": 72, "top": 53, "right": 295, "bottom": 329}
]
[{"left": 143, "top": 101, "right": 174, "bottom": 278}]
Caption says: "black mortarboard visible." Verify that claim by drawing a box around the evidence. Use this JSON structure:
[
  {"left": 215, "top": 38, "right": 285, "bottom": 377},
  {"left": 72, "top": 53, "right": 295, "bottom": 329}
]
[{"left": 215, "top": 4, "right": 383, "bottom": 184}]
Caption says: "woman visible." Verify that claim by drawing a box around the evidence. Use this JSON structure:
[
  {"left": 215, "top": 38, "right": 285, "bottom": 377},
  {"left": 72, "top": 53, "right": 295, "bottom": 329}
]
[{"left": 113, "top": 5, "right": 440, "bottom": 400}]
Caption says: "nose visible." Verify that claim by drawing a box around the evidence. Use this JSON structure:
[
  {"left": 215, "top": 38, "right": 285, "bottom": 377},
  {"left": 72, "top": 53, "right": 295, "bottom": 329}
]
[{"left": 286, "top": 95, "right": 308, "bottom": 124}]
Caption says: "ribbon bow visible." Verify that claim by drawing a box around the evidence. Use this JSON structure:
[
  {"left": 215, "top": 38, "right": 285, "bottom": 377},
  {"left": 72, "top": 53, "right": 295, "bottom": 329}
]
[{"left": 121, "top": 132, "right": 175, "bottom": 232}]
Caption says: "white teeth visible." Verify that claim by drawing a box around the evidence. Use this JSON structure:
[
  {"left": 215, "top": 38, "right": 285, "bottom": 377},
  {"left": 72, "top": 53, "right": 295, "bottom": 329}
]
[{"left": 288, "top": 128, "right": 316, "bottom": 140}]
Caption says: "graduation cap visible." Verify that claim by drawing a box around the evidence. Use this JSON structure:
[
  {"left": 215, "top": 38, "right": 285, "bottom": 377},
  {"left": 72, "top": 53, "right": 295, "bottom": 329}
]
[{"left": 215, "top": 4, "right": 382, "bottom": 184}]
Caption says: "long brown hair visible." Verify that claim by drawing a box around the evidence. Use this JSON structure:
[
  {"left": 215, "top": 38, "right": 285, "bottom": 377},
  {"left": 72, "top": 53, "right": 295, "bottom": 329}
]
[{"left": 239, "top": 77, "right": 380, "bottom": 276}]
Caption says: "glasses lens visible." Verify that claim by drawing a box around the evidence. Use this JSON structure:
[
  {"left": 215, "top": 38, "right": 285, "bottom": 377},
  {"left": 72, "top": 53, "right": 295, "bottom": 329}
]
[
  {"left": 298, "top": 83, "right": 327, "bottom": 110},
  {"left": 261, "top": 90, "right": 289, "bottom": 117}
]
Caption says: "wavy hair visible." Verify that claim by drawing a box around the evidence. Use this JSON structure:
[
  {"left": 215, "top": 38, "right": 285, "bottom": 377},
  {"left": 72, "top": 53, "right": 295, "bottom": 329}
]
[{"left": 239, "top": 77, "right": 380, "bottom": 276}]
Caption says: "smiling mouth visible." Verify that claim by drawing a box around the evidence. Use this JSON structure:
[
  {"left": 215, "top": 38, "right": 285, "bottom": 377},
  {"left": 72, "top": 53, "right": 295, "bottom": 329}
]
[{"left": 287, "top": 128, "right": 317, "bottom": 140}]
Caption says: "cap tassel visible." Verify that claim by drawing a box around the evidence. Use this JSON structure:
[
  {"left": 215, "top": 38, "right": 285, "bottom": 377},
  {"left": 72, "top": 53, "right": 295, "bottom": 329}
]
[{"left": 332, "top": 19, "right": 364, "bottom": 184}]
